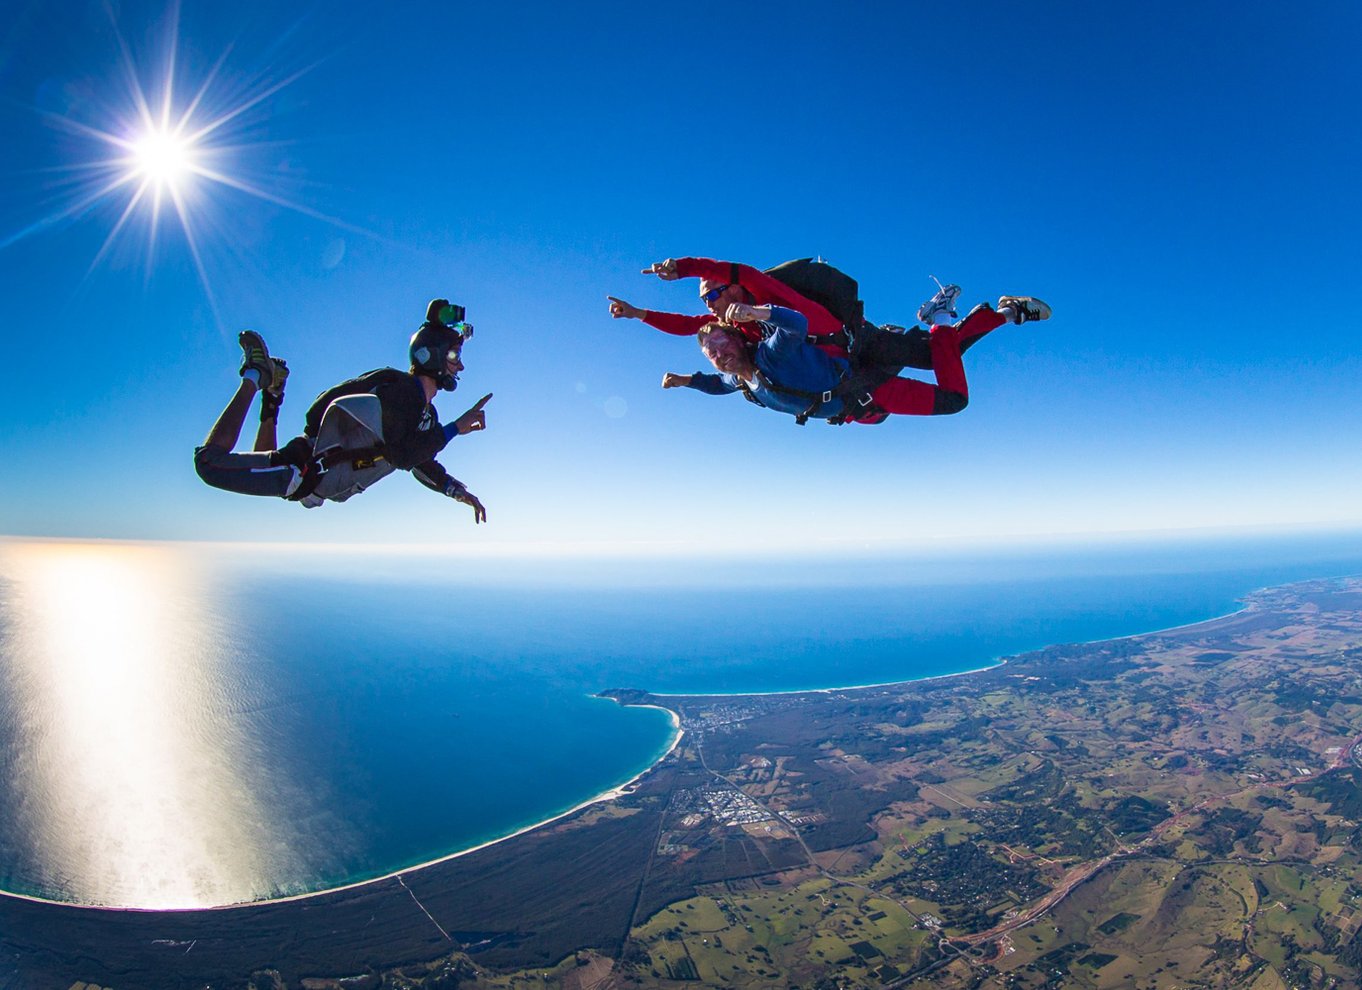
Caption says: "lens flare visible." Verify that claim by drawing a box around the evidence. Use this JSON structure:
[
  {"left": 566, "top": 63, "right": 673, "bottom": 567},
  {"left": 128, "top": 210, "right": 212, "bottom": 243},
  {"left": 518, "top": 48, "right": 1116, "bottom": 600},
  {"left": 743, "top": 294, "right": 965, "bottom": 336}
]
[
  {"left": 1, "top": 3, "right": 378, "bottom": 319},
  {"left": 129, "top": 126, "right": 195, "bottom": 190}
]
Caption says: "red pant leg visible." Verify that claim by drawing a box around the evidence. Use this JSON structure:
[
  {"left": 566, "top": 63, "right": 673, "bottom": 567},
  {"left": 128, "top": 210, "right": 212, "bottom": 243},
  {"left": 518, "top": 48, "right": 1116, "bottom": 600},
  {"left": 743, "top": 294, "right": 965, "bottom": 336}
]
[
  {"left": 957, "top": 305, "right": 1006, "bottom": 346},
  {"left": 867, "top": 325, "right": 968, "bottom": 417}
]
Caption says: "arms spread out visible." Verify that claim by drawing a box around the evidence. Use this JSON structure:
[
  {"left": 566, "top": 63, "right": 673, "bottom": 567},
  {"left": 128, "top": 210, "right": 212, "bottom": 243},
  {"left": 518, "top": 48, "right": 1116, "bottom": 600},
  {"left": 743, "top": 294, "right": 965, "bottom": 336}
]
[
  {"left": 632, "top": 258, "right": 845, "bottom": 340},
  {"left": 674, "top": 257, "right": 844, "bottom": 338}
]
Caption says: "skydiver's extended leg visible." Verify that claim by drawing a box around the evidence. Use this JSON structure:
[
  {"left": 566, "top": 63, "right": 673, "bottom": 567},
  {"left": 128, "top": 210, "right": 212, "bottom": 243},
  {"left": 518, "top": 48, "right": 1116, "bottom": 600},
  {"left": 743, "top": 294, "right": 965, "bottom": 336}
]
[
  {"left": 194, "top": 379, "right": 300, "bottom": 497},
  {"left": 957, "top": 303, "right": 1008, "bottom": 350},
  {"left": 253, "top": 413, "right": 278, "bottom": 453},
  {"left": 864, "top": 303, "right": 1008, "bottom": 370},
  {"left": 252, "top": 359, "right": 288, "bottom": 452},
  {"left": 194, "top": 333, "right": 300, "bottom": 498},
  {"left": 865, "top": 324, "right": 968, "bottom": 417},
  {"left": 194, "top": 444, "right": 300, "bottom": 498},
  {"left": 203, "top": 379, "right": 257, "bottom": 453}
]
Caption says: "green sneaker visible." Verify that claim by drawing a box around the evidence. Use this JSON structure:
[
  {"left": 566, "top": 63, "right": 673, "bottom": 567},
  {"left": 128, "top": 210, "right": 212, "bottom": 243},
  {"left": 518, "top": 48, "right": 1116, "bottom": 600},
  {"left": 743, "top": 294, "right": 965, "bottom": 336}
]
[
  {"left": 238, "top": 330, "right": 276, "bottom": 390},
  {"left": 260, "top": 358, "right": 289, "bottom": 420}
]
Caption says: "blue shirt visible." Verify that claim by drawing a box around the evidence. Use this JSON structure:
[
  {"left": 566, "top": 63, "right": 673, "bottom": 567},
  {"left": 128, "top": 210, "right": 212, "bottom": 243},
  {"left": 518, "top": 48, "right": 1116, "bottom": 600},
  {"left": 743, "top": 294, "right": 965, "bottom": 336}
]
[{"left": 685, "top": 306, "right": 850, "bottom": 418}]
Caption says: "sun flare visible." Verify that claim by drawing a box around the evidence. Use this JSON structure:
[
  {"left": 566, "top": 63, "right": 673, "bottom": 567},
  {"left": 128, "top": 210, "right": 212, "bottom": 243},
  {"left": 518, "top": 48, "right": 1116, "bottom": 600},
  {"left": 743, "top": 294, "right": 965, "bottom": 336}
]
[
  {"left": 129, "top": 125, "right": 196, "bottom": 191},
  {"left": 1, "top": 5, "right": 371, "bottom": 317}
]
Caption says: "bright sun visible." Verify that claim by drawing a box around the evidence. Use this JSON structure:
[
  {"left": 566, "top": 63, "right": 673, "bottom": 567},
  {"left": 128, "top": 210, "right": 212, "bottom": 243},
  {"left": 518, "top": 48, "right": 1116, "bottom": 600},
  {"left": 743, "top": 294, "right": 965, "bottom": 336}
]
[
  {"left": 7, "top": 8, "right": 370, "bottom": 317},
  {"left": 130, "top": 126, "right": 196, "bottom": 190}
]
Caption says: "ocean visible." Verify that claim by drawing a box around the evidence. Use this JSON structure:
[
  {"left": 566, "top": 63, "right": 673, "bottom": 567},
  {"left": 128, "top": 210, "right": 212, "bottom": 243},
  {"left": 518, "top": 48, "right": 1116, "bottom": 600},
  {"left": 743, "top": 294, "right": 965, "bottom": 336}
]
[{"left": 0, "top": 530, "right": 1360, "bottom": 909}]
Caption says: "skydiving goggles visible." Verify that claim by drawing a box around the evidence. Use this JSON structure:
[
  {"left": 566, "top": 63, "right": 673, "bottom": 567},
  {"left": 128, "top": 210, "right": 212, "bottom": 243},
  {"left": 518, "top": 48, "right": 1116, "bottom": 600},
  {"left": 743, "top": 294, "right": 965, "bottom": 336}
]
[
  {"left": 700, "top": 283, "right": 732, "bottom": 303},
  {"left": 436, "top": 303, "right": 474, "bottom": 342}
]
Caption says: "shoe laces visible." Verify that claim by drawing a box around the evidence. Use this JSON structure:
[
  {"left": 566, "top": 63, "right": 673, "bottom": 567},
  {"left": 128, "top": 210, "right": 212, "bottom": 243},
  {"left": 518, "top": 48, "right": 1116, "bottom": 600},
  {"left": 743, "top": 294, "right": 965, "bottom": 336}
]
[{"left": 927, "top": 275, "right": 959, "bottom": 302}]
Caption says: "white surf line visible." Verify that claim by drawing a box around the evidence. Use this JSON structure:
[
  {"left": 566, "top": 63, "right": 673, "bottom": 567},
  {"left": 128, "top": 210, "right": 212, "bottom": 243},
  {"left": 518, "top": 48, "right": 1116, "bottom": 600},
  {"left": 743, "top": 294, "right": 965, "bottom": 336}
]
[{"left": 397, "top": 875, "right": 452, "bottom": 942}]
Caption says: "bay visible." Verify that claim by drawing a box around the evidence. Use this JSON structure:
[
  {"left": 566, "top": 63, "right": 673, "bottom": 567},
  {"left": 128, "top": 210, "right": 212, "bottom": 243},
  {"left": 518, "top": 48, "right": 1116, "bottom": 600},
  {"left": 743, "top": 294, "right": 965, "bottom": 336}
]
[{"left": 0, "top": 529, "right": 1360, "bottom": 907}]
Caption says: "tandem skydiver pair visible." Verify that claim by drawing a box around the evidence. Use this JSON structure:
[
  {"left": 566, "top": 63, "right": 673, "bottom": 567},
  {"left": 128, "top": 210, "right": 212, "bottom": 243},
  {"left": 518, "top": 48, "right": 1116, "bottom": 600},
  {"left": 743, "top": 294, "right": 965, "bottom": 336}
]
[{"left": 610, "top": 256, "right": 1050, "bottom": 426}]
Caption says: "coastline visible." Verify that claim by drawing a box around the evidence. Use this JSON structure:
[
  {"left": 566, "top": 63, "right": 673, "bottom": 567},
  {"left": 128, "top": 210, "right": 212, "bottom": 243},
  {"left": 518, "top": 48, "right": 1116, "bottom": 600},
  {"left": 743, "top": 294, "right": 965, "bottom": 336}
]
[
  {"left": 0, "top": 703, "right": 685, "bottom": 914},
  {"left": 0, "top": 578, "right": 1317, "bottom": 915},
  {"left": 653, "top": 658, "right": 1010, "bottom": 700}
]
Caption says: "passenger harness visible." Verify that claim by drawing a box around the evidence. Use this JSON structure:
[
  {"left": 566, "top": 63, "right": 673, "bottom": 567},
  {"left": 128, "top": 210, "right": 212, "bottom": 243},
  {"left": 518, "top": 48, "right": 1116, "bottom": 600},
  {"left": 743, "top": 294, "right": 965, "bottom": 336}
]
[{"left": 745, "top": 258, "right": 902, "bottom": 425}]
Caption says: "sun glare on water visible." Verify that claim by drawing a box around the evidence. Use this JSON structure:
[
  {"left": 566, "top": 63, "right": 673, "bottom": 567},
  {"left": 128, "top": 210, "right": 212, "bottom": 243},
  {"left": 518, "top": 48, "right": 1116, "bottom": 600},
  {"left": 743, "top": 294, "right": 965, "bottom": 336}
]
[{"left": 0, "top": 542, "right": 304, "bottom": 908}]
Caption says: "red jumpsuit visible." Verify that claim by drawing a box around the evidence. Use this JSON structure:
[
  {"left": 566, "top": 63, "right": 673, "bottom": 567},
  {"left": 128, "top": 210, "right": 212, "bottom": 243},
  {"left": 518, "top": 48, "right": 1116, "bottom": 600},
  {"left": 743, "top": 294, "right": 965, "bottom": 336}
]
[
  {"left": 641, "top": 256, "right": 1005, "bottom": 356},
  {"left": 643, "top": 257, "right": 1005, "bottom": 423}
]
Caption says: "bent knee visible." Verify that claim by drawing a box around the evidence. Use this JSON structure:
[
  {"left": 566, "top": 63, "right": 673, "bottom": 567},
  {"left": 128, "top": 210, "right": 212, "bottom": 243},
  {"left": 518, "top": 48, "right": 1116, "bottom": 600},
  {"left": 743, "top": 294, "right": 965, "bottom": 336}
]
[
  {"left": 932, "top": 391, "right": 969, "bottom": 416},
  {"left": 194, "top": 443, "right": 227, "bottom": 473},
  {"left": 193, "top": 443, "right": 238, "bottom": 487}
]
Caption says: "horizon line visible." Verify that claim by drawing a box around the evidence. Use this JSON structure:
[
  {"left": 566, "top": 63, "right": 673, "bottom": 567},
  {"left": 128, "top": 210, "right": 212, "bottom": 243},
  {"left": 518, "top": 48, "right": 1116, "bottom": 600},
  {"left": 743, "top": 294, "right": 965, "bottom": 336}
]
[{"left": 3, "top": 519, "right": 1362, "bottom": 560}]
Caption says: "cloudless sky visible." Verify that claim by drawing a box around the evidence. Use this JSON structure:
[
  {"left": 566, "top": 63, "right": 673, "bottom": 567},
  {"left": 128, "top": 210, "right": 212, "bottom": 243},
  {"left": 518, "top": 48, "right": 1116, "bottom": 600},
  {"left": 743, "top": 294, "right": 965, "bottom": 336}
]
[{"left": 1, "top": 0, "right": 1359, "bottom": 551}]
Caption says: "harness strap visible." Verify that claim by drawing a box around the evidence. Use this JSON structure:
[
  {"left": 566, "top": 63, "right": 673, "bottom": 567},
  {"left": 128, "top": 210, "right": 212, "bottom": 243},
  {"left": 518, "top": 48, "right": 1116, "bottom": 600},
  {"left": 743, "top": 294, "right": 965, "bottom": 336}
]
[
  {"left": 807, "top": 329, "right": 851, "bottom": 350},
  {"left": 734, "top": 378, "right": 768, "bottom": 409},
  {"left": 744, "top": 303, "right": 902, "bottom": 426},
  {"left": 283, "top": 461, "right": 325, "bottom": 502},
  {"left": 283, "top": 442, "right": 390, "bottom": 503},
  {"left": 316, "top": 443, "right": 388, "bottom": 471}
]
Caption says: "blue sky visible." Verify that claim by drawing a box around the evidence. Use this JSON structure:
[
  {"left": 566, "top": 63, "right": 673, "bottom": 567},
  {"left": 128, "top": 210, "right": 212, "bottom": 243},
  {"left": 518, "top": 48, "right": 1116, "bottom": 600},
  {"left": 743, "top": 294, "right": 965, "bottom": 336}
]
[{"left": 1, "top": 0, "right": 1359, "bottom": 551}]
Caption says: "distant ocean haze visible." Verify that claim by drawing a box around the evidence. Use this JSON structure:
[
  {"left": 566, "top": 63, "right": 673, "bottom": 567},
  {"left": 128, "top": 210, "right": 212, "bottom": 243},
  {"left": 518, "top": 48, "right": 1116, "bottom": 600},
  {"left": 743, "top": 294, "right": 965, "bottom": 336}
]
[{"left": 0, "top": 531, "right": 1360, "bottom": 908}]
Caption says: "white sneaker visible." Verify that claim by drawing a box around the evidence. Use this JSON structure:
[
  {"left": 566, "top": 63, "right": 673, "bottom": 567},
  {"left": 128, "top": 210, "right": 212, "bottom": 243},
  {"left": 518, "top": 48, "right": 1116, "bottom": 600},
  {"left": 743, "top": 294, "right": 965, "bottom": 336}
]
[
  {"left": 917, "top": 276, "right": 962, "bottom": 326},
  {"left": 997, "top": 296, "right": 1052, "bottom": 325}
]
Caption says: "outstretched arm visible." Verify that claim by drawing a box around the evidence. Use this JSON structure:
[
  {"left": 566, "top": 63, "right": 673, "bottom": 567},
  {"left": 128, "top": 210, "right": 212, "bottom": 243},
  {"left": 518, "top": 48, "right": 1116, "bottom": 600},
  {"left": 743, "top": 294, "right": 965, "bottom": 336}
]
[
  {"left": 662, "top": 370, "right": 737, "bottom": 395},
  {"left": 679, "top": 372, "right": 739, "bottom": 396},
  {"left": 644, "top": 310, "right": 715, "bottom": 336},
  {"left": 609, "top": 295, "right": 714, "bottom": 337},
  {"left": 442, "top": 393, "right": 492, "bottom": 441},
  {"left": 659, "top": 257, "right": 844, "bottom": 339},
  {"left": 412, "top": 461, "right": 487, "bottom": 523}
]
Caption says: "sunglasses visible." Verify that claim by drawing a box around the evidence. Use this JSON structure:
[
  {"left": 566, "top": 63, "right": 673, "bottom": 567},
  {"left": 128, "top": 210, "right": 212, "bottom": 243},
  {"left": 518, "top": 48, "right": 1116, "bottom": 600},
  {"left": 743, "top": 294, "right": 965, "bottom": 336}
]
[{"left": 700, "top": 283, "right": 732, "bottom": 303}]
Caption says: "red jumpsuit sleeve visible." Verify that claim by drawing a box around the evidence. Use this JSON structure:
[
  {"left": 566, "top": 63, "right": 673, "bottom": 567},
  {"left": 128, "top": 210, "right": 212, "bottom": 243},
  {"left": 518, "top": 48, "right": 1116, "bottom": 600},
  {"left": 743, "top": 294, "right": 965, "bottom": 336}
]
[
  {"left": 642, "top": 309, "right": 715, "bottom": 337},
  {"left": 673, "top": 257, "right": 845, "bottom": 340}
]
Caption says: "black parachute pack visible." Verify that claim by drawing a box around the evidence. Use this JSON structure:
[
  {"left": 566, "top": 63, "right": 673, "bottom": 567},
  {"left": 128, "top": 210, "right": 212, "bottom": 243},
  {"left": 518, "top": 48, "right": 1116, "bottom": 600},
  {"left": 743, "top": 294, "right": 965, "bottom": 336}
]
[
  {"left": 747, "top": 258, "right": 896, "bottom": 425},
  {"left": 762, "top": 258, "right": 863, "bottom": 331}
]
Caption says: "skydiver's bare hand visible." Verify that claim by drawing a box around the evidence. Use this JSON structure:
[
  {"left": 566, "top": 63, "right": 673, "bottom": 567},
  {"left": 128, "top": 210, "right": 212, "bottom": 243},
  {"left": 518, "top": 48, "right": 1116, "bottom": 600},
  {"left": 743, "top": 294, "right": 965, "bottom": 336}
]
[
  {"left": 454, "top": 393, "right": 493, "bottom": 434},
  {"left": 455, "top": 489, "right": 487, "bottom": 524},
  {"left": 641, "top": 259, "right": 680, "bottom": 280},
  {"left": 725, "top": 302, "right": 771, "bottom": 323},
  {"left": 662, "top": 372, "right": 692, "bottom": 389},
  {"left": 608, "top": 296, "right": 645, "bottom": 320}
]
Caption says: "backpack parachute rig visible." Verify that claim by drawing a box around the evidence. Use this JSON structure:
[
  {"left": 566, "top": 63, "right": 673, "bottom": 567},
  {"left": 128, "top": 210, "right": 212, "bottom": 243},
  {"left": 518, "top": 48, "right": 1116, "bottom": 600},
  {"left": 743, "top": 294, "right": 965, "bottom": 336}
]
[{"left": 281, "top": 303, "right": 475, "bottom": 507}]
